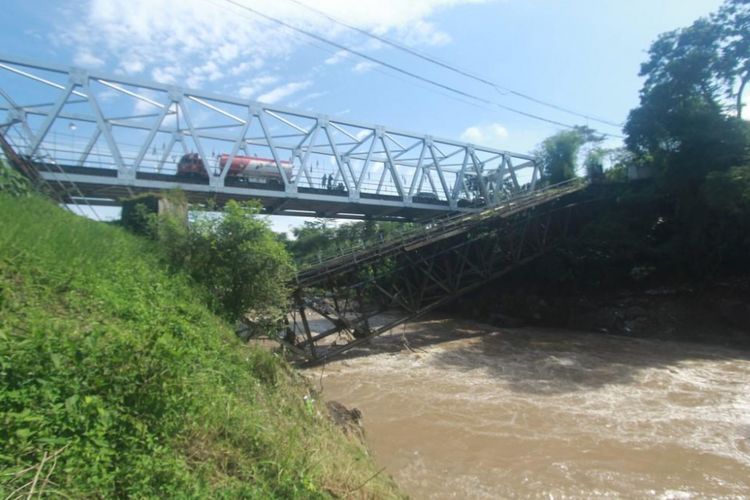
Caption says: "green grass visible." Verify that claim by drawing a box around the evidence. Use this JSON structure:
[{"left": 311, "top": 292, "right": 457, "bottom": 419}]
[{"left": 0, "top": 194, "right": 401, "bottom": 498}]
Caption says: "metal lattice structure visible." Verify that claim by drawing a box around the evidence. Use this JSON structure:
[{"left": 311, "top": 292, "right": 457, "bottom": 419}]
[
  {"left": 0, "top": 54, "right": 540, "bottom": 220},
  {"left": 286, "top": 179, "right": 589, "bottom": 365}
]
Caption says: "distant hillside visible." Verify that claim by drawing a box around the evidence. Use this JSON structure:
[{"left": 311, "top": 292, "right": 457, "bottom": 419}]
[{"left": 0, "top": 194, "right": 400, "bottom": 498}]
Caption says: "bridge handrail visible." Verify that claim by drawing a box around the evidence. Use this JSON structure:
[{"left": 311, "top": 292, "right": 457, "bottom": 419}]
[
  {"left": 296, "top": 178, "right": 586, "bottom": 284},
  {"left": 0, "top": 129, "right": 101, "bottom": 218}
]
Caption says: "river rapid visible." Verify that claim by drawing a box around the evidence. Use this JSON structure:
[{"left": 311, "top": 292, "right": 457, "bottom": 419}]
[{"left": 310, "top": 316, "right": 750, "bottom": 498}]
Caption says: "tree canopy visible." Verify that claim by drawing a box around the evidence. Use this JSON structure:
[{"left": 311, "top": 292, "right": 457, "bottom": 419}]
[
  {"left": 155, "top": 200, "right": 294, "bottom": 322},
  {"left": 624, "top": 0, "right": 750, "bottom": 185},
  {"left": 535, "top": 126, "right": 602, "bottom": 184}
]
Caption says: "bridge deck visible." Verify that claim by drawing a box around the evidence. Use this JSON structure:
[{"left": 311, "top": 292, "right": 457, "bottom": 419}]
[{"left": 32, "top": 163, "right": 459, "bottom": 220}]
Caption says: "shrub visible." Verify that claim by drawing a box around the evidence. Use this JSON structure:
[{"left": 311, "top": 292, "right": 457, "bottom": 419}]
[
  {"left": 155, "top": 199, "right": 295, "bottom": 323},
  {"left": 0, "top": 159, "right": 31, "bottom": 197}
]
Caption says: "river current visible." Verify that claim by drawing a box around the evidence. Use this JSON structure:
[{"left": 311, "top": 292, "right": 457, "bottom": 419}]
[{"left": 311, "top": 316, "right": 750, "bottom": 498}]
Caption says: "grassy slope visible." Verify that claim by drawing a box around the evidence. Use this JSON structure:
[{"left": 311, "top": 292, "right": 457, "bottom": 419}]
[{"left": 0, "top": 195, "right": 400, "bottom": 498}]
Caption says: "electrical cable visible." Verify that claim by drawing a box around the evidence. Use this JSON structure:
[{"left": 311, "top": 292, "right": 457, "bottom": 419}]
[
  {"left": 218, "top": 0, "right": 625, "bottom": 139},
  {"left": 283, "top": 0, "right": 624, "bottom": 129}
]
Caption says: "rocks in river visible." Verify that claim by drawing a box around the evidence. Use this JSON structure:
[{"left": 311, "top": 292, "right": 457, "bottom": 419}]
[{"left": 326, "top": 401, "right": 365, "bottom": 442}]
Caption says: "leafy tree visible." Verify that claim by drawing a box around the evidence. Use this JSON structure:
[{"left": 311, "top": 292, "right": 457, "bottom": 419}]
[
  {"left": 287, "top": 218, "right": 416, "bottom": 264},
  {"left": 620, "top": 0, "right": 750, "bottom": 277},
  {"left": 156, "top": 200, "right": 294, "bottom": 322},
  {"left": 635, "top": 1, "right": 749, "bottom": 119},
  {"left": 535, "top": 126, "right": 603, "bottom": 184},
  {"left": 583, "top": 147, "right": 610, "bottom": 179},
  {"left": 713, "top": 0, "right": 750, "bottom": 118},
  {"left": 602, "top": 148, "right": 634, "bottom": 182},
  {"left": 625, "top": 0, "right": 750, "bottom": 185},
  {"left": 287, "top": 219, "right": 338, "bottom": 261},
  {"left": 703, "top": 165, "right": 750, "bottom": 214}
]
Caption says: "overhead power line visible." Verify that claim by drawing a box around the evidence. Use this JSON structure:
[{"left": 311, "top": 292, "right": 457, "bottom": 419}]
[
  {"left": 218, "top": 0, "right": 625, "bottom": 139},
  {"left": 284, "top": 0, "right": 623, "bottom": 129}
]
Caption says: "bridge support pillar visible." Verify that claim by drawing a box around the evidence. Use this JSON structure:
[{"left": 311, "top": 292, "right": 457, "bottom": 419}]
[{"left": 121, "top": 193, "right": 188, "bottom": 233}]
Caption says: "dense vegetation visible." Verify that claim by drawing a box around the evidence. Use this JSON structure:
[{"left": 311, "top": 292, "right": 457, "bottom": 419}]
[
  {"left": 502, "top": 0, "right": 750, "bottom": 287},
  {"left": 154, "top": 198, "right": 294, "bottom": 323},
  {"left": 285, "top": 218, "right": 417, "bottom": 265},
  {"left": 0, "top": 189, "right": 400, "bottom": 498}
]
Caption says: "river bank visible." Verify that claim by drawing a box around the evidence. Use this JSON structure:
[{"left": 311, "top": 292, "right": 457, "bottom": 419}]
[
  {"left": 310, "top": 316, "right": 750, "bottom": 498},
  {"left": 448, "top": 279, "right": 750, "bottom": 349}
]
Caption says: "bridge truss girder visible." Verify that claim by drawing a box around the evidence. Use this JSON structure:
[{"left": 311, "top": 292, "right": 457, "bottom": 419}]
[
  {"left": 286, "top": 196, "right": 589, "bottom": 365},
  {"left": 0, "top": 54, "right": 540, "bottom": 219}
]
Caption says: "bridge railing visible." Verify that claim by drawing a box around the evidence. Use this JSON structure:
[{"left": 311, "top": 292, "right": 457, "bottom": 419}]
[{"left": 296, "top": 177, "right": 587, "bottom": 284}]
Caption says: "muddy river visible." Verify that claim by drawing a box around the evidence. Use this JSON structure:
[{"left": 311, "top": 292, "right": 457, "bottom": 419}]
[{"left": 310, "top": 316, "right": 750, "bottom": 498}]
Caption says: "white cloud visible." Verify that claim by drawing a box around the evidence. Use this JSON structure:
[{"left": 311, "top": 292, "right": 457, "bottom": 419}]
[
  {"left": 74, "top": 51, "right": 105, "bottom": 68},
  {"left": 459, "top": 123, "right": 509, "bottom": 146},
  {"left": 288, "top": 91, "right": 328, "bottom": 108},
  {"left": 54, "top": 0, "right": 490, "bottom": 94},
  {"left": 325, "top": 50, "right": 350, "bottom": 65},
  {"left": 353, "top": 61, "right": 377, "bottom": 74},
  {"left": 121, "top": 58, "right": 145, "bottom": 74},
  {"left": 151, "top": 66, "right": 180, "bottom": 85},
  {"left": 258, "top": 81, "right": 313, "bottom": 104},
  {"left": 229, "top": 60, "right": 264, "bottom": 77},
  {"left": 399, "top": 19, "right": 451, "bottom": 46},
  {"left": 294, "top": 0, "right": 488, "bottom": 41},
  {"left": 238, "top": 75, "right": 279, "bottom": 99}
]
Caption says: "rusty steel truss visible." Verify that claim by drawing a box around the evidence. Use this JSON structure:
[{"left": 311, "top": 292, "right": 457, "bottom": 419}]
[{"left": 285, "top": 180, "right": 589, "bottom": 365}]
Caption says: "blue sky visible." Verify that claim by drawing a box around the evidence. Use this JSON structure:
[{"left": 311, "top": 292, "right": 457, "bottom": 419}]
[{"left": 0, "top": 0, "right": 723, "bottom": 233}]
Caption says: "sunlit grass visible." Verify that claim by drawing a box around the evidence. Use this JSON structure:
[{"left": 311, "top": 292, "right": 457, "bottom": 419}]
[{"left": 0, "top": 194, "right": 401, "bottom": 498}]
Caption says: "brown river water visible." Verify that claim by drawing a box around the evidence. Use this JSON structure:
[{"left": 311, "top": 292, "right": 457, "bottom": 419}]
[{"left": 307, "top": 316, "right": 750, "bottom": 498}]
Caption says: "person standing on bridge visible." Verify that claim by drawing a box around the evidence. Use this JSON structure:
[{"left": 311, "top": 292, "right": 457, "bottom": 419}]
[{"left": 321, "top": 173, "right": 328, "bottom": 189}]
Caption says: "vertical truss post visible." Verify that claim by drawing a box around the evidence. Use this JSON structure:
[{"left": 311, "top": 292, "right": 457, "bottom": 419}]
[
  {"left": 294, "top": 291, "right": 317, "bottom": 360},
  {"left": 379, "top": 129, "right": 404, "bottom": 199},
  {"left": 407, "top": 141, "right": 427, "bottom": 197},
  {"left": 428, "top": 140, "right": 452, "bottom": 207}
]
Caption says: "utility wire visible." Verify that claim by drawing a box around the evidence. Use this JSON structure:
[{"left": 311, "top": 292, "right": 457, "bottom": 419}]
[
  {"left": 219, "top": 0, "right": 624, "bottom": 139},
  {"left": 284, "top": 0, "right": 623, "bottom": 129},
  {"left": 204, "top": 0, "right": 516, "bottom": 124}
]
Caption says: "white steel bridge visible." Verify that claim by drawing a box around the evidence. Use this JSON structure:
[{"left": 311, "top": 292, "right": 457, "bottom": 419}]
[{"left": 0, "top": 54, "right": 540, "bottom": 220}]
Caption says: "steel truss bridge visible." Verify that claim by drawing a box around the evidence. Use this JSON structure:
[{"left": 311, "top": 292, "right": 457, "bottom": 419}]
[
  {"left": 286, "top": 179, "right": 591, "bottom": 365},
  {"left": 0, "top": 54, "right": 541, "bottom": 220}
]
